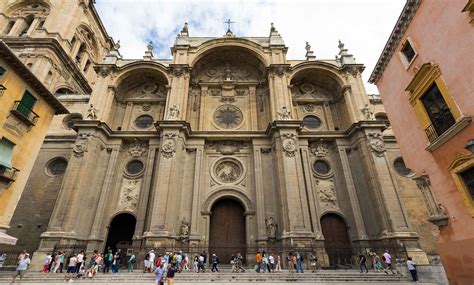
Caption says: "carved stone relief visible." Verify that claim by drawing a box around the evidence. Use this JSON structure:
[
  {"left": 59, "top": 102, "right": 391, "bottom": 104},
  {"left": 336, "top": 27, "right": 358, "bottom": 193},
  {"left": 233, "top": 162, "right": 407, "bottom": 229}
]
[
  {"left": 213, "top": 105, "right": 243, "bottom": 129},
  {"left": 310, "top": 142, "right": 329, "bottom": 157},
  {"left": 367, "top": 133, "right": 386, "bottom": 157},
  {"left": 281, "top": 133, "right": 298, "bottom": 157},
  {"left": 214, "top": 158, "right": 243, "bottom": 183},
  {"left": 277, "top": 106, "right": 292, "bottom": 120},
  {"left": 72, "top": 133, "right": 94, "bottom": 158},
  {"left": 265, "top": 216, "right": 277, "bottom": 239},
  {"left": 128, "top": 138, "right": 147, "bottom": 157},
  {"left": 316, "top": 179, "right": 338, "bottom": 208},
  {"left": 210, "top": 141, "right": 245, "bottom": 155},
  {"left": 118, "top": 178, "right": 141, "bottom": 211},
  {"left": 167, "top": 105, "right": 180, "bottom": 120},
  {"left": 161, "top": 133, "right": 177, "bottom": 158}
]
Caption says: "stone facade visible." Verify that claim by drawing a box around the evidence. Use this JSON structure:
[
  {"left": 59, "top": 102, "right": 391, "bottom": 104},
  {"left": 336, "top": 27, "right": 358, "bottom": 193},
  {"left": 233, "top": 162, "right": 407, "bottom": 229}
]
[{"left": 0, "top": 0, "right": 440, "bottom": 269}]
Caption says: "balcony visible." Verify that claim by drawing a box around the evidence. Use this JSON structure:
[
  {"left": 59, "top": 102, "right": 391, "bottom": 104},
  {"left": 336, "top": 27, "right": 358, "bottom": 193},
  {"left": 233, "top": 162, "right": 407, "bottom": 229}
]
[
  {"left": 0, "top": 165, "right": 19, "bottom": 185},
  {"left": 10, "top": 101, "right": 39, "bottom": 126}
]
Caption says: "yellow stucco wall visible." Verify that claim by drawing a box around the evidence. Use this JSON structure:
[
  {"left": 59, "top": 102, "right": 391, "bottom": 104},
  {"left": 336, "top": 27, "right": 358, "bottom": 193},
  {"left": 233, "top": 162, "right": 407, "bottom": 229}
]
[{"left": 0, "top": 57, "right": 56, "bottom": 232}]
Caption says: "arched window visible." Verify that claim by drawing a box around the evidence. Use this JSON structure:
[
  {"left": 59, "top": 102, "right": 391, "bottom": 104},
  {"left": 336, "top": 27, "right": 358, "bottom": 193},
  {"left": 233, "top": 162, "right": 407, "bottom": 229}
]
[
  {"left": 70, "top": 36, "right": 77, "bottom": 49},
  {"left": 3, "top": 21, "right": 15, "bottom": 35},
  {"left": 45, "top": 71, "right": 53, "bottom": 85},
  {"left": 18, "top": 15, "right": 34, "bottom": 36},
  {"left": 83, "top": 60, "right": 91, "bottom": 72},
  {"left": 55, "top": 87, "right": 74, "bottom": 95},
  {"left": 75, "top": 43, "right": 86, "bottom": 64}
]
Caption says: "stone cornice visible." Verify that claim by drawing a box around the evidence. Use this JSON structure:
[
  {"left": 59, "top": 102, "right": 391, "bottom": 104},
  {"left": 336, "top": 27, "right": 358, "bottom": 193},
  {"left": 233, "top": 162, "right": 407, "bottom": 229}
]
[
  {"left": 368, "top": 0, "right": 421, "bottom": 84},
  {"left": 1, "top": 37, "right": 93, "bottom": 94},
  {"left": 0, "top": 40, "right": 68, "bottom": 114}
]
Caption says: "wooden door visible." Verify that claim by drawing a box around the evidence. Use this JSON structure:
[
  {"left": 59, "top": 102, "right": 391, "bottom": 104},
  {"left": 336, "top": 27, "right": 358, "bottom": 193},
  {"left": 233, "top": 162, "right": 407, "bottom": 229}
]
[
  {"left": 320, "top": 214, "right": 352, "bottom": 266},
  {"left": 209, "top": 199, "right": 246, "bottom": 264}
]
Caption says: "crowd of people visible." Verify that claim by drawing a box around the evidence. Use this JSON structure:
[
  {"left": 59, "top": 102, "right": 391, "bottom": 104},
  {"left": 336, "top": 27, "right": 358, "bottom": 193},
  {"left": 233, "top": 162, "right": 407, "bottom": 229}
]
[{"left": 4, "top": 248, "right": 419, "bottom": 283}]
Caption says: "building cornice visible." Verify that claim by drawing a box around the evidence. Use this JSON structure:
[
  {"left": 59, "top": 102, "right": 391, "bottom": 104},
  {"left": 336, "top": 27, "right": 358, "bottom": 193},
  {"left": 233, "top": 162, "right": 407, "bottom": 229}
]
[
  {"left": 1, "top": 37, "right": 93, "bottom": 94},
  {"left": 0, "top": 40, "right": 68, "bottom": 114},
  {"left": 368, "top": 0, "right": 421, "bottom": 84}
]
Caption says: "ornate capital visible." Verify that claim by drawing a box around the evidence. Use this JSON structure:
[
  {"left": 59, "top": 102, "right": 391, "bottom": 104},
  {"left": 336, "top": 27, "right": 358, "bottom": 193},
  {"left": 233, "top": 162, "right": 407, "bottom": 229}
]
[
  {"left": 94, "top": 65, "right": 115, "bottom": 78},
  {"left": 268, "top": 64, "right": 291, "bottom": 78},
  {"left": 169, "top": 64, "right": 190, "bottom": 78}
]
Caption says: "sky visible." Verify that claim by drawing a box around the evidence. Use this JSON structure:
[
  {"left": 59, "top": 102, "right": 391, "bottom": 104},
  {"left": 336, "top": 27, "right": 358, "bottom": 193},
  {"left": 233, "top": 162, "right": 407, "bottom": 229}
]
[{"left": 95, "top": 0, "right": 406, "bottom": 94}]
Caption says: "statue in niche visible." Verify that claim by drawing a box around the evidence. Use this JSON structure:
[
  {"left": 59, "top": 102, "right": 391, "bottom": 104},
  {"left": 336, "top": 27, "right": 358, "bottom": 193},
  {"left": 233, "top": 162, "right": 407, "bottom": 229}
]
[
  {"left": 180, "top": 218, "right": 190, "bottom": 237},
  {"left": 223, "top": 63, "right": 234, "bottom": 81},
  {"left": 265, "top": 216, "right": 277, "bottom": 239},
  {"left": 361, "top": 104, "right": 374, "bottom": 120},
  {"left": 86, "top": 104, "right": 98, "bottom": 120}
]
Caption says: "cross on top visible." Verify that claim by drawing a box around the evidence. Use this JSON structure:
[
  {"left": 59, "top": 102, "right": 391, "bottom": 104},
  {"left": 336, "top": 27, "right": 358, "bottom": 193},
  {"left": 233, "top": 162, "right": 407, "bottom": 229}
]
[{"left": 224, "top": 18, "right": 235, "bottom": 32}]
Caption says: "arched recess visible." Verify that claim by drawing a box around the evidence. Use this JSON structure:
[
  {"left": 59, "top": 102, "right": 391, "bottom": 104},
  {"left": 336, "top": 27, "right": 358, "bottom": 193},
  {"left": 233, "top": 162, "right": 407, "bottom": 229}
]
[
  {"left": 189, "top": 44, "right": 270, "bottom": 131},
  {"left": 289, "top": 64, "right": 350, "bottom": 131},
  {"left": 109, "top": 66, "right": 169, "bottom": 131},
  {"left": 320, "top": 213, "right": 352, "bottom": 266},
  {"left": 201, "top": 187, "right": 254, "bottom": 214},
  {"left": 54, "top": 86, "right": 75, "bottom": 95},
  {"left": 104, "top": 212, "right": 137, "bottom": 254},
  {"left": 4, "top": 1, "right": 50, "bottom": 36}
]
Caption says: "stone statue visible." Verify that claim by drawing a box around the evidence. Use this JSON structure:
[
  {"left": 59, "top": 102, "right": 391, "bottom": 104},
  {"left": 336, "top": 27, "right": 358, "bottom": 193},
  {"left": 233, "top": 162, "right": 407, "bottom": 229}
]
[
  {"left": 223, "top": 63, "right": 233, "bottom": 81},
  {"left": 86, "top": 104, "right": 97, "bottom": 120},
  {"left": 277, "top": 106, "right": 291, "bottom": 120},
  {"left": 305, "top": 42, "right": 311, "bottom": 52},
  {"left": 113, "top": 40, "right": 121, "bottom": 51},
  {"left": 180, "top": 218, "right": 190, "bottom": 236},
  {"left": 361, "top": 104, "right": 373, "bottom": 120},
  {"left": 168, "top": 105, "right": 180, "bottom": 120},
  {"left": 265, "top": 216, "right": 277, "bottom": 239}
]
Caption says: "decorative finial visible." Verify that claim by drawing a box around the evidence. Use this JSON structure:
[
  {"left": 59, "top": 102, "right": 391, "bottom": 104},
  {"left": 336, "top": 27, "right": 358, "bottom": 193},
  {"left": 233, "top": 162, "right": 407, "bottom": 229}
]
[
  {"left": 113, "top": 40, "right": 121, "bottom": 51},
  {"left": 147, "top": 41, "right": 153, "bottom": 52},
  {"left": 183, "top": 22, "right": 188, "bottom": 32},
  {"left": 180, "top": 22, "right": 189, "bottom": 36},
  {"left": 224, "top": 18, "right": 235, "bottom": 35}
]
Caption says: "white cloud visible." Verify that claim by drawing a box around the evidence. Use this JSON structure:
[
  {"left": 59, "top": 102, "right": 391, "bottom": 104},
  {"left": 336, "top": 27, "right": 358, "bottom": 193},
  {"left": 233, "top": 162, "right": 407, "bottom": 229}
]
[{"left": 96, "top": 0, "right": 405, "bottom": 93}]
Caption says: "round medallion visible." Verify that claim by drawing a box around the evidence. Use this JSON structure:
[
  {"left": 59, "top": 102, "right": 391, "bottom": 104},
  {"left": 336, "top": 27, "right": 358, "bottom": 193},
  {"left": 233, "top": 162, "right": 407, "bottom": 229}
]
[
  {"left": 300, "top": 82, "right": 316, "bottom": 94},
  {"left": 282, "top": 138, "right": 297, "bottom": 152},
  {"left": 46, "top": 157, "right": 68, "bottom": 176},
  {"left": 393, "top": 157, "right": 413, "bottom": 177},
  {"left": 213, "top": 105, "right": 243, "bottom": 129},
  {"left": 142, "top": 83, "right": 158, "bottom": 93},
  {"left": 214, "top": 158, "right": 243, "bottom": 183},
  {"left": 62, "top": 113, "right": 83, "bottom": 130}
]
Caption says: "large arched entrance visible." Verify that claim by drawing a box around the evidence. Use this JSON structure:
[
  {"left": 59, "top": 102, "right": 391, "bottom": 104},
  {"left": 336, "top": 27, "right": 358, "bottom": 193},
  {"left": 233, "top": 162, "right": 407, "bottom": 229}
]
[
  {"left": 105, "top": 213, "right": 136, "bottom": 254},
  {"left": 321, "top": 213, "right": 352, "bottom": 266},
  {"left": 209, "top": 199, "right": 246, "bottom": 264}
]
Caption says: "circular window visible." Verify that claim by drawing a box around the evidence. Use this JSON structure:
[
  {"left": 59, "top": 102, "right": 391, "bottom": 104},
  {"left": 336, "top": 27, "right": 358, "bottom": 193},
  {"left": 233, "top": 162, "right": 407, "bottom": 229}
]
[
  {"left": 46, "top": 158, "right": 68, "bottom": 176},
  {"left": 125, "top": 160, "right": 144, "bottom": 175},
  {"left": 135, "top": 115, "right": 154, "bottom": 129},
  {"left": 213, "top": 158, "right": 244, "bottom": 184},
  {"left": 303, "top": 116, "right": 322, "bottom": 129},
  {"left": 394, "top": 157, "right": 413, "bottom": 177},
  {"left": 313, "top": 160, "right": 330, "bottom": 175},
  {"left": 213, "top": 105, "right": 243, "bottom": 129},
  {"left": 63, "top": 113, "right": 83, "bottom": 129}
]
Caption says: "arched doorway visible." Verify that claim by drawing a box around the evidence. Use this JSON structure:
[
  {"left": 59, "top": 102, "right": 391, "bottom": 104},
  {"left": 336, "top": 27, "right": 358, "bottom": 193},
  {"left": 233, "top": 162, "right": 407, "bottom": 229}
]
[
  {"left": 105, "top": 213, "right": 136, "bottom": 254},
  {"left": 320, "top": 213, "right": 352, "bottom": 266},
  {"left": 209, "top": 199, "right": 246, "bottom": 264}
]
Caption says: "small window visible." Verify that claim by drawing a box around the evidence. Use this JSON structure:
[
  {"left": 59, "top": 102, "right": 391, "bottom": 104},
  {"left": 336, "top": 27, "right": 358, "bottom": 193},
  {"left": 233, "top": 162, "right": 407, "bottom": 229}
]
[
  {"left": 303, "top": 115, "right": 322, "bottom": 129},
  {"left": 4, "top": 21, "right": 15, "bottom": 35},
  {"left": 46, "top": 157, "right": 68, "bottom": 176},
  {"left": 0, "top": 138, "right": 15, "bottom": 169},
  {"left": 0, "top": 66, "right": 6, "bottom": 76},
  {"left": 421, "top": 83, "right": 456, "bottom": 142},
  {"left": 17, "top": 90, "right": 37, "bottom": 118},
  {"left": 37, "top": 20, "right": 45, "bottom": 29},
  {"left": 460, "top": 167, "right": 474, "bottom": 200},
  {"left": 393, "top": 157, "right": 413, "bottom": 177},
  {"left": 125, "top": 160, "right": 144, "bottom": 175},
  {"left": 313, "top": 160, "right": 330, "bottom": 175},
  {"left": 401, "top": 40, "right": 416, "bottom": 63},
  {"left": 135, "top": 115, "right": 154, "bottom": 129}
]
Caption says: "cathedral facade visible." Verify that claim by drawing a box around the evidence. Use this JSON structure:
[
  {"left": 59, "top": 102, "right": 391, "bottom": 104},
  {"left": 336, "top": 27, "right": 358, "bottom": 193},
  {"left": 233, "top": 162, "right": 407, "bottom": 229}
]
[{"left": 0, "top": 0, "right": 439, "bottom": 267}]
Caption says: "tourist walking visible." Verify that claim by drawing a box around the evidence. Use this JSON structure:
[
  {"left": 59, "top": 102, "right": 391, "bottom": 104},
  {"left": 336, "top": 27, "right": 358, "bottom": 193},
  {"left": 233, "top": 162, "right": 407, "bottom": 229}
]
[
  {"left": 149, "top": 250, "right": 156, "bottom": 271},
  {"left": 59, "top": 252, "right": 65, "bottom": 273},
  {"left": 155, "top": 264, "right": 165, "bottom": 285},
  {"left": 268, "top": 253, "right": 275, "bottom": 273},
  {"left": 166, "top": 263, "right": 177, "bottom": 285},
  {"left": 359, "top": 253, "right": 368, "bottom": 273},
  {"left": 52, "top": 252, "right": 62, "bottom": 273},
  {"left": 198, "top": 254, "right": 205, "bottom": 272},
  {"left": 296, "top": 252, "right": 304, "bottom": 273},
  {"left": 104, "top": 250, "right": 113, "bottom": 273},
  {"left": 12, "top": 252, "right": 30, "bottom": 283},
  {"left": 128, "top": 252, "right": 136, "bottom": 272},
  {"left": 287, "top": 252, "right": 294, "bottom": 273},
  {"left": 66, "top": 254, "right": 78, "bottom": 281},
  {"left": 75, "top": 250, "right": 84, "bottom": 273},
  {"left": 275, "top": 254, "right": 281, "bottom": 272},
  {"left": 255, "top": 251, "right": 262, "bottom": 273},
  {"left": 193, "top": 255, "right": 199, "bottom": 272},
  {"left": 112, "top": 251, "right": 120, "bottom": 273},
  {"left": 42, "top": 253, "right": 52, "bottom": 273},
  {"left": 407, "top": 257, "right": 418, "bottom": 282},
  {"left": 383, "top": 250, "right": 395, "bottom": 274},
  {"left": 0, "top": 253, "right": 6, "bottom": 268},
  {"left": 373, "top": 254, "right": 383, "bottom": 272},
  {"left": 309, "top": 253, "right": 318, "bottom": 272},
  {"left": 211, "top": 253, "right": 219, "bottom": 272}
]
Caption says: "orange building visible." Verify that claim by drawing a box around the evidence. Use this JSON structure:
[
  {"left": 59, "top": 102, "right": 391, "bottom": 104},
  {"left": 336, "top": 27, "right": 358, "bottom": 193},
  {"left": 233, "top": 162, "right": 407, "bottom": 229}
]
[{"left": 369, "top": 1, "right": 474, "bottom": 284}]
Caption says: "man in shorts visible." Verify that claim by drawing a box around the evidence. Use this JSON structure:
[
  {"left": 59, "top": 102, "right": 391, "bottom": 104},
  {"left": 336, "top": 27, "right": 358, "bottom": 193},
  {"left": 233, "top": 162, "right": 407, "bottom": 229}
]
[
  {"left": 66, "top": 254, "right": 78, "bottom": 280},
  {"left": 12, "top": 253, "right": 30, "bottom": 283}
]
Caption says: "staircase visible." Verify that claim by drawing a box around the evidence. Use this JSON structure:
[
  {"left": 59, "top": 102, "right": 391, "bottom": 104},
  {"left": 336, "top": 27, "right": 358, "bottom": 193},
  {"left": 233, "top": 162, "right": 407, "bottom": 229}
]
[{"left": 0, "top": 269, "right": 439, "bottom": 284}]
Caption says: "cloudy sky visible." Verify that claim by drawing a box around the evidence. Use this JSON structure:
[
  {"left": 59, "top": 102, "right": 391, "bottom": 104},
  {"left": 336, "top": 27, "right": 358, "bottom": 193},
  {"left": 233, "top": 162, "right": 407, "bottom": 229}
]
[{"left": 95, "top": 0, "right": 405, "bottom": 94}]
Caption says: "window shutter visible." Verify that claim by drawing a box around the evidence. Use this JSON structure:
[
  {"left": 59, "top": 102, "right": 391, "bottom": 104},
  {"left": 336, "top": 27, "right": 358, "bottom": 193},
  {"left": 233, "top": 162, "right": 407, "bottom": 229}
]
[
  {"left": 18, "top": 90, "right": 37, "bottom": 117},
  {"left": 0, "top": 139, "right": 15, "bottom": 168}
]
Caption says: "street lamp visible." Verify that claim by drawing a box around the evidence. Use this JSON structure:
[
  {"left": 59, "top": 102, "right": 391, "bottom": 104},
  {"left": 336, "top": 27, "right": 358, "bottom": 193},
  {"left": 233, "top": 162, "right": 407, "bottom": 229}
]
[{"left": 465, "top": 139, "right": 474, "bottom": 154}]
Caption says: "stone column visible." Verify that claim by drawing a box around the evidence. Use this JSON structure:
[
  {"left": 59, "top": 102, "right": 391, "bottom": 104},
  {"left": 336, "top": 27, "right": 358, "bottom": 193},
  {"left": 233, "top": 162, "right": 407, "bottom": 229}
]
[
  {"left": 337, "top": 145, "right": 368, "bottom": 240},
  {"left": 252, "top": 142, "right": 267, "bottom": 241},
  {"left": 133, "top": 143, "right": 158, "bottom": 239},
  {"left": 189, "top": 140, "right": 205, "bottom": 243},
  {"left": 268, "top": 65, "right": 292, "bottom": 121},
  {"left": 269, "top": 122, "right": 313, "bottom": 243},
  {"left": 166, "top": 65, "right": 190, "bottom": 121}
]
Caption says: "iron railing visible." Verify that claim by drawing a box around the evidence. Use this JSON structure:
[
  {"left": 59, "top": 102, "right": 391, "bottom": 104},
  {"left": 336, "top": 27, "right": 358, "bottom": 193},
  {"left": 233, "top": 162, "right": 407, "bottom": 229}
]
[
  {"left": 10, "top": 101, "right": 39, "bottom": 126},
  {"left": 0, "top": 165, "right": 19, "bottom": 184}
]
